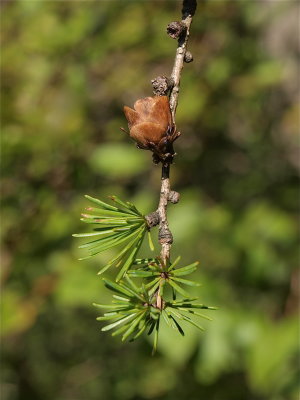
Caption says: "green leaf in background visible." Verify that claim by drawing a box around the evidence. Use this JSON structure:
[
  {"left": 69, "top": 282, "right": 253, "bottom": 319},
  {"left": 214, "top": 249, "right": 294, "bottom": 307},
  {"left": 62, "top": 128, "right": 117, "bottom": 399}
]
[
  {"left": 246, "top": 316, "right": 299, "bottom": 396},
  {"left": 88, "top": 143, "right": 149, "bottom": 178}
]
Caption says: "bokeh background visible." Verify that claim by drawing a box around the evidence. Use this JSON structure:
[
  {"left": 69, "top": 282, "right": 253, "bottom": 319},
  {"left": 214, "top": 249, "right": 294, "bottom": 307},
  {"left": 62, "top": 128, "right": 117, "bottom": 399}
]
[{"left": 1, "top": 1, "right": 299, "bottom": 399}]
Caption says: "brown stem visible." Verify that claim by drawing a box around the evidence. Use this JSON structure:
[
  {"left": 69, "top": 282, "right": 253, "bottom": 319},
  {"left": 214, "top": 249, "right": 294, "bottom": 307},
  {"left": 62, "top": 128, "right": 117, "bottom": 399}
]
[
  {"left": 155, "top": 1, "right": 196, "bottom": 309},
  {"left": 169, "top": 0, "right": 196, "bottom": 121},
  {"left": 158, "top": 163, "right": 173, "bottom": 266}
]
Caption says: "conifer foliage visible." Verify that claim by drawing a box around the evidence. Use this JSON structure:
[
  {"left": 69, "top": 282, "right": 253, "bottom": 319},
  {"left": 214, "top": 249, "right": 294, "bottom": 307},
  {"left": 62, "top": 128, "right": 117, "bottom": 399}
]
[
  {"left": 74, "top": 195, "right": 216, "bottom": 353},
  {"left": 74, "top": 0, "right": 216, "bottom": 353}
]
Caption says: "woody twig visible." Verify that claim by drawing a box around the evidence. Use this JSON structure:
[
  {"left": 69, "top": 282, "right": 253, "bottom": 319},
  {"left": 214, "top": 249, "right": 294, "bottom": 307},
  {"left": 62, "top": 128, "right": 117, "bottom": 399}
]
[{"left": 154, "top": 0, "right": 197, "bottom": 308}]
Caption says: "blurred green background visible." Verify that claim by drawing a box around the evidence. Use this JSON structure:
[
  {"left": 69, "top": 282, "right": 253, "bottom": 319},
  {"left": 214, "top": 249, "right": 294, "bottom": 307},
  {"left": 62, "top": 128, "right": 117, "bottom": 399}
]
[{"left": 1, "top": 1, "right": 299, "bottom": 399}]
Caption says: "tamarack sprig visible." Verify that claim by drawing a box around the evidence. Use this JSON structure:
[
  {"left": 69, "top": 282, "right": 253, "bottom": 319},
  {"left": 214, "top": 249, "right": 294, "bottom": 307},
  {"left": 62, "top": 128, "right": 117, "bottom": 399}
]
[{"left": 74, "top": 0, "right": 216, "bottom": 354}]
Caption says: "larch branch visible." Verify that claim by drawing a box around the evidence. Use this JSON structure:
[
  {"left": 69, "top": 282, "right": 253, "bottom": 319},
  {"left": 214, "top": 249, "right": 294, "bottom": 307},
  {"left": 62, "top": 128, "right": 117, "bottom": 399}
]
[{"left": 156, "top": 0, "right": 196, "bottom": 308}]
